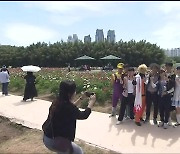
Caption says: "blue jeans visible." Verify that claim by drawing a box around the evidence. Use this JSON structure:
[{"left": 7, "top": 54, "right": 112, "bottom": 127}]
[
  {"left": 2, "top": 82, "right": 9, "bottom": 95},
  {"left": 43, "top": 134, "right": 83, "bottom": 154}
]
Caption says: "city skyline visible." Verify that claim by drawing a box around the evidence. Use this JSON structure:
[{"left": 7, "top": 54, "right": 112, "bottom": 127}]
[{"left": 1, "top": 2, "right": 180, "bottom": 49}]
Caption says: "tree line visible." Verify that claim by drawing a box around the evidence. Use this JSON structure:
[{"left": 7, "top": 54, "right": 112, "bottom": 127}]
[{"left": 0, "top": 39, "right": 166, "bottom": 67}]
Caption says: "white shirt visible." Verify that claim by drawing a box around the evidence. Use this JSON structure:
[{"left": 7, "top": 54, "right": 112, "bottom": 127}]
[
  {"left": 127, "top": 79, "right": 134, "bottom": 93},
  {"left": 0, "top": 71, "right": 10, "bottom": 83}
]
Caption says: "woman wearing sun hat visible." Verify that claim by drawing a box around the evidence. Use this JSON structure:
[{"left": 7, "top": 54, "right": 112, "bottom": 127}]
[{"left": 109, "top": 63, "right": 124, "bottom": 117}]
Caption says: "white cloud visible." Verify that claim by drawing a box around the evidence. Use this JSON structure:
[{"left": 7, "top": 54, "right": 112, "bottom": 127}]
[
  {"left": 50, "top": 15, "right": 82, "bottom": 26},
  {"left": 24, "top": 1, "right": 120, "bottom": 13},
  {"left": 152, "top": 22, "right": 180, "bottom": 49},
  {"left": 4, "top": 23, "right": 58, "bottom": 46},
  {"left": 156, "top": 2, "right": 180, "bottom": 14},
  {"left": 147, "top": 2, "right": 180, "bottom": 49},
  {"left": 23, "top": 1, "right": 122, "bottom": 26}
]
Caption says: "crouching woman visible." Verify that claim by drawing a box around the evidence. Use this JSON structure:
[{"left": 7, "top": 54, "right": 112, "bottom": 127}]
[{"left": 42, "top": 80, "right": 96, "bottom": 154}]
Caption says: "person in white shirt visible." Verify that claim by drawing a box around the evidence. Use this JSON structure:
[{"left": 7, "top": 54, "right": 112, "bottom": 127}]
[{"left": 0, "top": 68, "right": 10, "bottom": 96}]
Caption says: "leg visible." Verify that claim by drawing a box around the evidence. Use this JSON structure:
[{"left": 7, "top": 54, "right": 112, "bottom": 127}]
[
  {"left": 145, "top": 92, "right": 152, "bottom": 121},
  {"left": 4, "top": 82, "right": 9, "bottom": 95},
  {"left": 153, "top": 93, "right": 158, "bottom": 120},
  {"left": 174, "top": 107, "right": 180, "bottom": 127},
  {"left": 71, "top": 142, "right": 83, "bottom": 154},
  {"left": 125, "top": 105, "right": 130, "bottom": 118},
  {"left": 2, "top": 83, "right": 5, "bottom": 94},
  {"left": 128, "top": 94, "right": 135, "bottom": 119},
  {"left": 164, "top": 95, "right": 171, "bottom": 123},
  {"left": 139, "top": 96, "right": 146, "bottom": 120},
  {"left": 159, "top": 97, "right": 164, "bottom": 122},
  {"left": 117, "top": 96, "right": 127, "bottom": 122},
  {"left": 110, "top": 95, "right": 119, "bottom": 116}
]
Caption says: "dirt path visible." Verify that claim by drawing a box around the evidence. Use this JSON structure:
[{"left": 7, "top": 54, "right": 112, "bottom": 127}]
[{"left": 0, "top": 116, "right": 118, "bottom": 154}]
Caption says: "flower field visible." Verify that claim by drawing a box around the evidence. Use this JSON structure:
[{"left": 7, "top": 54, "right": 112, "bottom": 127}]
[{"left": 8, "top": 68, "right": 114, "bottom": 106}]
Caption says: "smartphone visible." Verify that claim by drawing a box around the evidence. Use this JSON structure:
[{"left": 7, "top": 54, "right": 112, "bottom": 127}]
[{"left": 85, "top": 91, "right": 95, "bottom": 97}]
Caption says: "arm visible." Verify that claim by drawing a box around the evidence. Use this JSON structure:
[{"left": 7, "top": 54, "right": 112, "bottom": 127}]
[
  {"left": 73, "top": 96, "right": 83, "bottom": 106},
  {"left": 111, "top": 74, "right": 115, "bottom": 86},
  {"left": 123, "top": 77, "right": 128, "bottom": 90},
  {"left": 75, "top": 94, "right": 96, "bottom": 120},
  {"left": 75, "top": 106, "right": 92, "bottom": 120}
]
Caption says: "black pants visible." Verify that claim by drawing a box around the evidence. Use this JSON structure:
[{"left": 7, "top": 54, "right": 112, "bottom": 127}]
[
  {"left": 159, "top": 95, "right": 171, "bottom": 123},
  {"left": 2, "top": 82, "right": 9, "bottom": 95},
  {"left": 118, "top": 93, "right": 135, "bottom": 121},
  {"left": 146, "top": 91, "right": 158, "bottom": 120}
]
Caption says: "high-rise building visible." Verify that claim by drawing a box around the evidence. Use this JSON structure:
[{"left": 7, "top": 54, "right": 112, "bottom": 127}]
[
  {"left": 95, "top": 29, "right": 104, "bottom": 42},
  {"left": 67, "top": 34, "right": 78, "bottom": 43},
  {"left": 84, "top": 35, "right": 91, "bottom": 43},
  {"left": 165, "top": 48, "right": 180, "bottom": 57},
  {"left": 67, "top": 35, "right": 73, "bottom": 43},
  {"left": 107, "top": 30, "right": 115, "bottom": 43},
  {"left": 73, "top": 34, "right": 78, "bottom": 42}
]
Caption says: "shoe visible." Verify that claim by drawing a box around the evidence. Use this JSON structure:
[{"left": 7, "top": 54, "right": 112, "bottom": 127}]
[
  {"left": 124, "top": 116, "right": 130, "bottom": 120},
  {"left": 109, "top": 114, "right": 115, "bottom": 118},
  {"left": 116, "top": 121, "right": 122, "bottom": 125},
  {"left": 173, "top": 123, "right": 180, "bottom": 128},
  {"left": 135, "top": 122, "right": 141, "bottom": 126},
  {"left": 164, "top": 123, "right": 168, "bottom": 129},
  {"left": 168, "top": 121, "right": 172, "bottom": 126},
  {"left": 153, "top": 119, "right": 157, "bottom": 125},
  {"left": 158, "top": 121, "right": 164, "bottom": 127},
  {"left": 140, "top": 118, "right": 145, "bottom": 122},
  {"left": 144, "top": 119, "right": 149, "bottom": 123}
]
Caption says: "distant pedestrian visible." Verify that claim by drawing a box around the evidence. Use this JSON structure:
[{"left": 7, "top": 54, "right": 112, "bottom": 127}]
[
  {"left": 172, "top": 66, "right": 180, "bottom": 127},
  {"left": 133, "top": 64, "right": 148, "bottom": 126},
  {"left": 164, "top": 62, "right": 176, "bottom": 126},
  {"left": 0, "top": 68, "right": 10, "bottom": 96},
  {"left": 68, "top": 64, "right": 71, "bottom": 72},
  {"left": 157, "top": 68, "right": 173, "bottom": 129},
  {"left": 22, "top": 72, "right": 37, "bottom": 101},
  {"left": 109, "top": 63, "right": 124, "bottom": 117},
  {"left": 144, "top": 63, "right": 160, "bottom": 125},
  {"left": 116, "top": 67, "right": 136, "bottom": 125}
]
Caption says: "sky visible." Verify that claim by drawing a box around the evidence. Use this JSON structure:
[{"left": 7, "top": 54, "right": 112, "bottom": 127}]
[{"left": 0, "top": 1, "right": 180, "bottom": 49}]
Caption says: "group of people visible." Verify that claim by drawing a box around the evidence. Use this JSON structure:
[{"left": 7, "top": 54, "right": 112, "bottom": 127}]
[
  {"left": 110, "top": 62, "right": 180, "bottom": 129},
  {"left": 0, "top": 65, "right": 37, "bottom": 101}
]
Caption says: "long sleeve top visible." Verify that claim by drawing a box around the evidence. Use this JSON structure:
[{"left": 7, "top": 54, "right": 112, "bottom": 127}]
[
  {"left": 0, "top": 71, "right": 10, "bottom": 83},
  {"left": 42, "top": 101, "right": 91, "bottom": 141}
]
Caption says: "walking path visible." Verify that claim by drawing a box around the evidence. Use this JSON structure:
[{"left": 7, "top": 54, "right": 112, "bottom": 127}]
[{"left": 0, "top": 94, "right": 180, "bottom": 153}]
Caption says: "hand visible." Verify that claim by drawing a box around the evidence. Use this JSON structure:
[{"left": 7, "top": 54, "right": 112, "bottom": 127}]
[
  {"left": 150, "top": 76, "right": 154, "bottom": 81},
  {"left": 88, "top": 94, "right": 96, "bottom": 108},
  {"left": 162, "top": 91, "right": 167, "bottom": 97},
  {"left": 80, "top": 91, "right": 87, "bottom": 100}
]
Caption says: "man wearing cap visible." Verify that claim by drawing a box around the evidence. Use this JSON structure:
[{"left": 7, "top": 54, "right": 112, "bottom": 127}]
[
  {"left": 144, "top": 63, "right": 160, "bottom": 125},
  {"left": 109, "top": 63, "right": 124, "bottom": 117}
]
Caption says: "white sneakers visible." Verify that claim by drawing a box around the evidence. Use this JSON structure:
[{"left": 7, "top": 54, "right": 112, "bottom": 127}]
[
  {"left": 158, "top": 122, "right": 169, "bottom": 129},
  {"left": 163, "top": 123, "right": 168, "bottom": 129},
  {"left": 158, "top": 121, "right": 164, "bottom": 127},
  {"left": 116, "top": 121, "right": 122, "bottom": 125}
]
